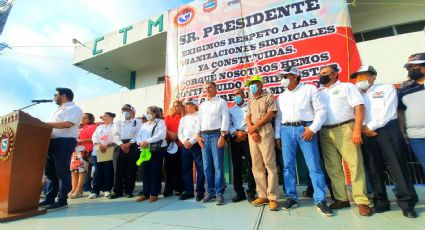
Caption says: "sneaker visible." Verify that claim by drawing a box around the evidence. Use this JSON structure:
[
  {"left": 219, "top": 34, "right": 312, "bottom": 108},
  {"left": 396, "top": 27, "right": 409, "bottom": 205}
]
[
  {"left": 316, "top": 201, "right": 334, "bottom": 216},
  {"left": 109, "top": 192, "right": 122, "bottom": 199},
  {"left": 88, "top": 193, "right": 98, "bottom": 199},
  {"left": 104, "top": 192, "right": 111, "bottom": 198},
  {"left": 179, "top": 193, "right": 195, "bottom": 200},
  {"left": 231, "top": 194, "right": 247, "bottom": 203},
  {"left": 269, "top": 200, "right": 279, "bottom": 211},
  {"left": 202, "top": 194, "right": 216, "bottom": 203},
  {"left": 39, "top": 200, "right": 54, "bottom": 208},
  {"left": 216, "top": 195, "right": 224, "bottom": 205},
  {"left": 282, "top": 198, "right": 298, "bottom": 211},
  {"left": 402, "top": 209, "right": 417, "bottom": 218},
  {"left": 251, "top": 198, "right": 269, "bottom": 207},
  {"left": 46, "top": 202, "right": 68, "bottom": 211}
]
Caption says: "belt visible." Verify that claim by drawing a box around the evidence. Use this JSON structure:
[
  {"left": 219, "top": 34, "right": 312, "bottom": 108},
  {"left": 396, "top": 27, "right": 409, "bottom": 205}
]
[
  {"left": 282, "top": 121, "right": 311, "bottom": 127},
  {"left": 201, "top": 129, "right": 220, "bottom": 134},
  {"left": 322, "top": 119, "right": 354, "bottom": 129}
]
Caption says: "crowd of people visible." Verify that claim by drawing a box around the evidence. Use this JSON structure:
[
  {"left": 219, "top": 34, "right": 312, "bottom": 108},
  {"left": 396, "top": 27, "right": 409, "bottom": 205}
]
[{"left": 38, "top": 53, "right": 425, "bottom": 219}]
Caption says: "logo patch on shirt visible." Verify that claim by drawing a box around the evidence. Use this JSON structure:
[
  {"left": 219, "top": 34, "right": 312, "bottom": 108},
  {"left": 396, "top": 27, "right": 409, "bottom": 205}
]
[
  {"left": 373, "top": 91, "right": 385, "bottom": 98},
  {"left": 332, "top": 89, "right": 340, "bottom": 95}
]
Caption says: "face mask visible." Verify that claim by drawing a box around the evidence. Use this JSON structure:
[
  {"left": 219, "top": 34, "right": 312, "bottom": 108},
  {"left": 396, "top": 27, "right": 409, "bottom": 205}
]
[
  {"left": 249, "top": 84, "right": 258, "bottom": 95},
  {"left": 145, "top": 114, "right": 152, "bottom": 121},
  {"left": 234, "top": 95, "right": 243, "bottom": 104},
  {"left": 123, "top": 111, "right": 131, "bottom": 120},
  {"left": 356, "top": 80, "right": 371, "bottom": 91},
  {"left": 408, "top": 69, "right": 424, "bottom": 80},
  {"left": 281, "top": 78, "right": 290, "bottom": 88},
  {"left": 319, "top": 75, "right": 331, "bottom": 85}
]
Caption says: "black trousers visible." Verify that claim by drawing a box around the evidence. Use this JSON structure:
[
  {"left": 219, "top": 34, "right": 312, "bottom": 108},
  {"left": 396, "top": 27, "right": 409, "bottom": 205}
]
[
  {"left": 112, "top": 141, "right": 139, "bottom": 195},
  {"left": 141, "top": 148, "right": 166, "bottom": 196},
  {"left": 91, "top": 156, "right": 114, "bottom": 195},
  {"left": 362, "top": 119, "right": 418, "bottom": 210},
  {"left": 230, "top": 137, "right": 256, "bottom": 196},
  {"left": 164, "top": 147, "right": 184, "bottom": 194}
]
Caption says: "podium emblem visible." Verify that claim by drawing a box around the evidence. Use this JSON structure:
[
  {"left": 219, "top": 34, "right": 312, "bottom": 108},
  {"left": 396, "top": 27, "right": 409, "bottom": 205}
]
[{"left": 0, "top": 127, "right": 14, "bottom": 161}]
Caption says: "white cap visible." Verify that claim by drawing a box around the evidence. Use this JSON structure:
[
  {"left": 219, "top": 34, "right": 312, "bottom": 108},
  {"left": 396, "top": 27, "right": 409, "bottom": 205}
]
[
  {"left": 167, "top": 141, "right": 178, "bottom": 154},
  {"left": 183, "top": 98, "right": 199, "bottom": 105},
  {"left": 278, "top": 66, "right": 300, "bottom": 77}
]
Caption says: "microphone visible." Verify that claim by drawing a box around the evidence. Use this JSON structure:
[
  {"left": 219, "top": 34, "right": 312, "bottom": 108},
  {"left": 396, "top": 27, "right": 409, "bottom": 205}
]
[{"left": 31, "top": 99, "right": 53, "bottom": 103}]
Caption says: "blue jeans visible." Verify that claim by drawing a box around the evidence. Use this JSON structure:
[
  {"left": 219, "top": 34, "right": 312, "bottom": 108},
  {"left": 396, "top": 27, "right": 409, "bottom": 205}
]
[
  {"left": 201, "top": 132, "right": 225, "bottom": 196},
  {"left": 182, "top": 143, "right": 205, "bottom": 196},
  {"left": 280, "top": 124, "right": 326, "bottom": 204},
  {"left": 409, "top": 138, "right": 425, "bottom": 175}
]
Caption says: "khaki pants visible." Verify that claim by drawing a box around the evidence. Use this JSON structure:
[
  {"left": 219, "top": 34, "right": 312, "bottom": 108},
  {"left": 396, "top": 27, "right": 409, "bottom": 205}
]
[
  {"left": 248, "top": 123, "right": 279, "bottom": 201},
  {"left": 319, "top": 122, "right": 370, "bottom": 205}
]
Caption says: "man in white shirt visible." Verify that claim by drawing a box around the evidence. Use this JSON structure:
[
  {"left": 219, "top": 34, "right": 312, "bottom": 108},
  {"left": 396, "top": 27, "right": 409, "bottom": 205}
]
[
  {"left": 352, "top": 65, "right": 418, "bottom": 218},
  {"left": 275, "top": 66, "right": 332, "bottom": 216},
  {"left": 229, "top": 88, "right": 256, "bottom": 203},
  {"left": 196, "top": 82, "right": 229, "bottom": 205},
  {"left": 178, "top": 98, "right": 205, "bottom": 201},
  {"left": 110, "top": 104, "right": 142, "bottom": 199},
  {"left": 40, "top": 88, "right": 83, "bottom": 211},
  {"left": 318, "top": 65, "right": 372, "bottom": 216}
]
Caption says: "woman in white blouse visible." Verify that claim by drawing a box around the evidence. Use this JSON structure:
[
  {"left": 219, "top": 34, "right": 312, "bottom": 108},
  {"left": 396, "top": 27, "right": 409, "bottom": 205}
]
[
  {"left": 178, "top": 98, "right": 205, "bottom": 201},
  {"left": 135, "top": 106, "right": 167, "bottom": 203},
  {"left": 88, "top": 112, "right": 116, "bottom": 199}
]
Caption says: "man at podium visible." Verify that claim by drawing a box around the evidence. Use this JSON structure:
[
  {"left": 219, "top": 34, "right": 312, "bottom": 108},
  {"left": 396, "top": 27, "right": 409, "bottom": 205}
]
[{"left": 39, "top": 88, "right": 83, "bottom": 211}]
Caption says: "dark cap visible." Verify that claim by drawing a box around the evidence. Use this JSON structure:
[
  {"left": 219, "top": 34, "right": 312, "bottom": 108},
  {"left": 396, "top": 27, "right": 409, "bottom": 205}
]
[{"left": 404, "top": 53, "right": 425, "bottom": 68}]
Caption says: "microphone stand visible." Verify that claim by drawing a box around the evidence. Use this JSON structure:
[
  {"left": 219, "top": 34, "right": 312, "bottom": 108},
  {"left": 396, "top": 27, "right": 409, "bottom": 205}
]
[{"left": 14, "top": 102, "right": 44, "bottom": 111}]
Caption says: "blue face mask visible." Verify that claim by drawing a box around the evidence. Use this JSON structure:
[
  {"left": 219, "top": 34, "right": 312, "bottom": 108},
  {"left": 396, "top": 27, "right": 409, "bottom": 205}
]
[
  {"left": 123, "top": 111, "right": 131, "bottom": 120},
  {"left": 234, "top": 95, "right": 243, "bottom": 104},
  {"left": 249, "top": 84, "right": 258, "bottom": 95}
]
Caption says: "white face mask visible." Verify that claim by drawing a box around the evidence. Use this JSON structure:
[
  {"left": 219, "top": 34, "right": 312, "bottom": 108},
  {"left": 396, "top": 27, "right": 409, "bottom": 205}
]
[
  {"left": 145, "top": 114, "right": 152, "bottom": 121},
  {"left": 281, "top": 78, "right": 290, "bottom": 88},
  {"left": 356, "top": 80, "right": 371, "bottom": 91},
  {"left": 123, "top": 111, "right": 131, "bottom": 120}
]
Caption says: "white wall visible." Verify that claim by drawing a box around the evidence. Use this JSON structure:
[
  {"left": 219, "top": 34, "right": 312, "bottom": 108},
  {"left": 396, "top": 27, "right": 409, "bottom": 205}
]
[
  {"left": 356, "top": 31, "right": 425, "bottom": 84},
  {"left": 135, "top": 65, "right": 165, "bottom": 88},
  {"left": 76, "top": 84, "right": 165, "bottom": 122}
]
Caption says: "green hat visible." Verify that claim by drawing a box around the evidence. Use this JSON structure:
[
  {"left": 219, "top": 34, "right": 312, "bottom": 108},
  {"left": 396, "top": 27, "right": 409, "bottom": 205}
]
[
  {"left": 245, "top": 75, "right": 263, "bottom": 86},
  {"left": 136, "top": 147, "right": 151, "bottom": 166},
  {"left": 350, "top": 65, "right": 377, "bottom": 79}
]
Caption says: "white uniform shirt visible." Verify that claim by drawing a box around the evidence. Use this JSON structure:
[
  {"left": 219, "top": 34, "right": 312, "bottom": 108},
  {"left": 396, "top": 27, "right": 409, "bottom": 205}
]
[
  {"left": 321, "top": 81, "right": 364, "bottom": 125},
  {"left": 229, "top": 103, "right": 248, "bottom": 136},
  {"left": 136, "top": 119, "right": 167, "bottom": 147},
  {"left": 92, "top": 123, "right": 114, "bottom": 156},
  {"left": 50, "top": 102, "right": 83, "bottom": 139},
  {"left": 362, "top": 83, "right": 398, "bottom": 131},
  {"left": 112, "top": 118, "right": 142, "bottom": 145},
  {"left": 196, "top": 96, "right": 230, "bottom": 133},
  {"left": 178, "top": 112, "right": 199, "bottom": 145},
  {"left": 275, "top": 84, "right": 326, "bottom": 137}
]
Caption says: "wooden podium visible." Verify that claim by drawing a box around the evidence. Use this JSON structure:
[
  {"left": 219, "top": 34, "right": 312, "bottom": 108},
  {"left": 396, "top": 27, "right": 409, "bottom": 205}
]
[{"left": 0, "top": 111, "right": 52, "bottom": 223}]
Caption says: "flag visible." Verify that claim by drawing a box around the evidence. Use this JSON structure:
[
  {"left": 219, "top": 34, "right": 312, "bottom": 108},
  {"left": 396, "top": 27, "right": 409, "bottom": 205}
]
[
  {"left": 0, "top": 42, "right": 11, "bottom": 50},
  {"left": 0, "top": 0, "right": 15, "bottom": 35}
]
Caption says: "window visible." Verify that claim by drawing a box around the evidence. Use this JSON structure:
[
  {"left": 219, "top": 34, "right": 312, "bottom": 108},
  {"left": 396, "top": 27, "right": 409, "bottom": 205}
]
[
  {"left": 362, "top": 27, "right": 394, "bottom": 41},
  {"left": 354, "top": 20, "right": 425, "bottom": 43},
  {"left": 157, "top": 76, "right": 165, "bottom": 84},
  {"left": 396, "top": 21, "right": 425, "bottom": 35}
]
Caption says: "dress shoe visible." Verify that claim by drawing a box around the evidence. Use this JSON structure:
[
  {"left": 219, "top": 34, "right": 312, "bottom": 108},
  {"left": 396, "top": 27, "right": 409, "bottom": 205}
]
[
  {"left": 269, "top": 200, "right": 279, "bottom": 211},
  {"left": 196, "top": 194, "right": 204, "bottom": 202},
  {"left": 175, "top": 191, "right": 182, "bottom": 196},
  {"left": 251, "top": 198, "right": 269, "bottom": 207},
  {"left": 163, "top": 191, "right": 173, "bottom": 197},
  {"left": 149, "top": 196, "right": 158, "bottom": 202},
  {"left": 232, "top": 194, "right": 247, "bottom": 203},
  {"left": 402, "top": 209, "right": 417, "bottom": 218},
  {"left": 202, "top": 194, "right": 216, "bottom": 203},
  {"left": 179, "top": 193, "right": 194, "bottom": 200},
  {"left": 373, "top": 205, "right": 391, "bottom": 213},
  {"left": 136, "top": 195, "right": 148, "bottom": 202},
  {"left": 329, "top": 200, "right": 350, "bottom": 209},
  {"left": 358, "top": 204, "right": 373, "bottom": 216},
  {"left": 247, "top": 194, "right": 256, "bottom": 203},
  {"left": 126, "top": 193, "right": 133, "bottom": 198},
  {"left": 109, "top": 193, "right": 122, "bottom": 199}
]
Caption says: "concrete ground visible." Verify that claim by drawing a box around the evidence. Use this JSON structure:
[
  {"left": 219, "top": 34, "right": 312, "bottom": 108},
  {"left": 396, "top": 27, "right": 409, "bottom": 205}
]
[{"left": 1, "top": 185, "right": 425, "bottom": 230}]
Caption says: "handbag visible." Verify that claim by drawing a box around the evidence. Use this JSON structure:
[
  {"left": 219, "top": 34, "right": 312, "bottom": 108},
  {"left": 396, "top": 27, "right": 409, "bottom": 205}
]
[{"left": 149, "top": 120, "right": 163, "bottom": 152}]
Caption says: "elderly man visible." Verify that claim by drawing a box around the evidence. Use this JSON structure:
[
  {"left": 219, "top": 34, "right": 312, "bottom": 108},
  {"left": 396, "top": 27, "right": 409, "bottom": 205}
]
[
  {"left": 318, "top": 65, "right": 372, "bottom": 216},
  {"left": 110, "top": 104, "right": 142, "bottom": 199},
  {"left": 196, "top": 82, "right": 230, "bottom": 205},
  {"left": 40, "top": 88, "right": 83, "bottom": 211},
  {"left": 246, "top": 76, "right": 279, "bottom": 211},
  {"left": 399, "top": 53, "right": 425, "bottom": 177},
  {"left": 275, "top": 66, "right": 333, "bottom": 216},
  {"left": 351, "top": 65, "right": 418, "bottom": 218},
  {"left": 229, "top": 88, "right": 256, "bottom": 203}
]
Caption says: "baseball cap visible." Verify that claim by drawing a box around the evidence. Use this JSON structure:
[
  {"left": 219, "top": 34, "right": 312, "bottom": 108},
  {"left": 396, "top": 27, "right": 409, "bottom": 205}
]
[
  {"left": 182, "top": 98, "right": 199, "bottom": 105},
  {"left": 350, "top": 65, "right": 377, "bottom": 79},
  {"left": 278, "top": 66, "right": 301, "bottom": 77},
  {"left": 245, "top": 75, "right": 263, "bottom": 86},
  {"left": 404, "top": 53, "right": 425, "bottom": 68},
  {"left": 167, "top": 141, "right": 178, "bottom": 154},
  {"left": 121, "top": 104, "right": 136, "bottom": 112}
]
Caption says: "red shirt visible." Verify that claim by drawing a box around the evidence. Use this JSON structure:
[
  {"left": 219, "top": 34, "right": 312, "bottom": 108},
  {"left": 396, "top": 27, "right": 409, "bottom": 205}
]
[
  {"left": 165, "top": 114, "right": 182, "bottom": 147},
  {"left": 79, "top": 124, "right": 97, "bottom": 151}
]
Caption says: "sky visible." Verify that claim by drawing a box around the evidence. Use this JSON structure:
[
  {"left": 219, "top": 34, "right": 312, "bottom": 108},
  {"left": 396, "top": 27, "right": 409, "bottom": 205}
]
[{"left": 0, "top": 0, "right": 194, "bottom": 121}]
